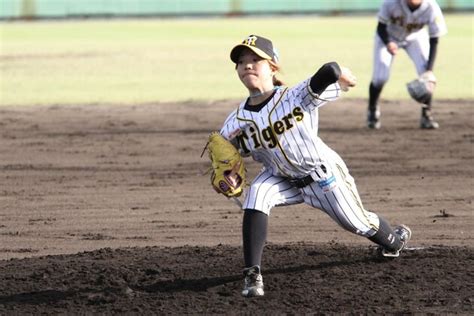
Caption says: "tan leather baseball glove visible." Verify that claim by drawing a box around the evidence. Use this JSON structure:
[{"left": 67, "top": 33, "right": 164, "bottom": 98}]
[{"left": 202, "top": 132, "right": 246, "bottom": 198}]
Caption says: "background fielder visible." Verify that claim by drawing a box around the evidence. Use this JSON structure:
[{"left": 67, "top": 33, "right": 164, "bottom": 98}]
[
  {"left": 367, "top": 0, "right": 447, "bottom": 129},
  {"left": 221, "top": 34, "right": 412, "bottom": 298}
]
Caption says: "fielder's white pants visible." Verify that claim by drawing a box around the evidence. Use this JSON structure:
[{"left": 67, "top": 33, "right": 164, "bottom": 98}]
[{"left": 371, "top": 30, "right": 430, "bottom": 88}]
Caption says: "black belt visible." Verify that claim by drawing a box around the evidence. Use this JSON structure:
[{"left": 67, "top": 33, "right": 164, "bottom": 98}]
[{"left": 288, "top": 174, "right": 315, "bottom": 188}]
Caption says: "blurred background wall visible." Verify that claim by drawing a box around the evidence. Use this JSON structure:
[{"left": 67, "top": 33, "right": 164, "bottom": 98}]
[{"left": 1, "top": 0, "right": 473, "bottom": 20}]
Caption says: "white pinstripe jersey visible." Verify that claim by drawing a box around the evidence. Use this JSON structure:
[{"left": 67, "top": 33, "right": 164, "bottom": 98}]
[
  {"left": 220, "top": 78, "right": 341, "bottom": 179},
  {"left": 379, "top": 0, "right": 447, "bottom": 42}
]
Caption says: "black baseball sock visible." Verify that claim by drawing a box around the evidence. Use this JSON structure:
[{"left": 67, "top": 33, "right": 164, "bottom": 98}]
[
  {"left": 242, "top": 209, "right": 268, "bottom": 268},
  {"left": 422, "top": 95, "right": 433, "bottom": 117},
  {"left": 368, "top": 82, "right": 383, "bottom": 112},
  {"left": 368, "top": 216, "right": 402, "bottom": 251}
]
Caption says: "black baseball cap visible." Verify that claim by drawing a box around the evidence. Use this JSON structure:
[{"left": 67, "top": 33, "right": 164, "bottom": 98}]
[{"left": 230, "top": 34, "right": 279, "bottom": 64}]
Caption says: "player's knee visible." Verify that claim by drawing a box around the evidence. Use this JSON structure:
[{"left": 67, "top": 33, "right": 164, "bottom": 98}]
[
  {"left": 371, "top": 78, "right": 387, "bottom": 89},
  {"left": 243, "top": 208, "right": 267, "bottom": 216},
  {"left": 242, "top": 200, "right": 271, "bottom": 215},
  {"left": 339, "top": 218, "right": 377, "bottom": 237},
  {"left": 339, "top": 224, "right": 369, "bottom": 237}
]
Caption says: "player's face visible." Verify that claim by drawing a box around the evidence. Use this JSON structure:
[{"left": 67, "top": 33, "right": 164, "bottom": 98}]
[
  {"left": 236, "top": 49, "right": 274, "bottom": 92},
  {"left": 406, "top": 0, "right": 423, "bottom": 9}
]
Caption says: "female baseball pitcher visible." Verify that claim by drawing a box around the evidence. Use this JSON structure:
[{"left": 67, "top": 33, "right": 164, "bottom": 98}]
[{"left": 220, "top": 35, "right": 412, "bottom": 297}]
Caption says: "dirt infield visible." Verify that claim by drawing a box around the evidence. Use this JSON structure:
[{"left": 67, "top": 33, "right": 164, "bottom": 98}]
[{"left": 0, "top": 99, "right": 473, "bottom": 314}]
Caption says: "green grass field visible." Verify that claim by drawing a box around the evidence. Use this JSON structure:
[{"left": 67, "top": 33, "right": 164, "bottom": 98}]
[{"left": 0, "top": 14, "right": 472, "bottom": 106}]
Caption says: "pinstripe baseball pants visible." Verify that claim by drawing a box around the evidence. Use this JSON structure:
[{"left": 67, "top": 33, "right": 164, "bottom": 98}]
[{"left": 242, "top": 152, "right": 380, "bottom": 237}]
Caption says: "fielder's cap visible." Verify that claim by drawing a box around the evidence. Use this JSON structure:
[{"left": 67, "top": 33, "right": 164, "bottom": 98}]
[{"left": 230, "top": 34, "right": 279, "bottom": 64}]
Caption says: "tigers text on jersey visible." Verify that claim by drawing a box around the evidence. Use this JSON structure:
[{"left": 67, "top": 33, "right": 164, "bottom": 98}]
[
  {"left": 220, "top": 78, "right": 341, "bottom": 179},
  {"left": 379, "top": 0, "right": 447, "bottom": 42}
]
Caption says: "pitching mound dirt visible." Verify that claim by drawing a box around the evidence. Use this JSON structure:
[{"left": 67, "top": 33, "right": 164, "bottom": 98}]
[{"left": 0, "top": 98, "right": 472, "bottom": 313}]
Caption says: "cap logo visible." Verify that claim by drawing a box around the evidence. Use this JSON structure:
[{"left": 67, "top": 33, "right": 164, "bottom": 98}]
[{"left": 242, "top": 35, "right": 257, "bottom": 46}]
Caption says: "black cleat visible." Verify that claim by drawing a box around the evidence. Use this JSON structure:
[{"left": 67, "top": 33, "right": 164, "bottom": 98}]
[
  {"left": 420, "top": 115, "right": 439, "bottom": 129},
  {"left": 378, "top": 225, "right": 412, "bottom": 258},
  {"left": 367, "top": 110, "right": 381, "bottom": 129}
]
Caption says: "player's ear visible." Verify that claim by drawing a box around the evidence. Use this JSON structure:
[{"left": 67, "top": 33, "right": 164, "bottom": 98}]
[{"left": 269, "top": 61, "right": 277, "bottom": 74}]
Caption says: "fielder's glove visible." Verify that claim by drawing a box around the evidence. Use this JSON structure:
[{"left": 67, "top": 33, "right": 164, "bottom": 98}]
[
  {"left": 202, "top": 132, "right": 246, "bottom": 198},
  {"left": 406, "top": 71, "right": 436, "bottom": 104}
]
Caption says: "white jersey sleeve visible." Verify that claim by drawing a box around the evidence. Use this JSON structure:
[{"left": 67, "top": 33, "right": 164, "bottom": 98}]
[
  {"left": 289, "top": 78, "right": 341, "bottom": 112},
  {"left": 219, "top": 105, "right": 252, "bottom": 156},
  {"left": 427, "top": 0, "right": 447, "bottom": 38},
  {"left": 219, "top": 108, "right": 239, "bottom": 140},
  {"left": 378, "top": 0, "right": 392, "bottom": 25}
]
